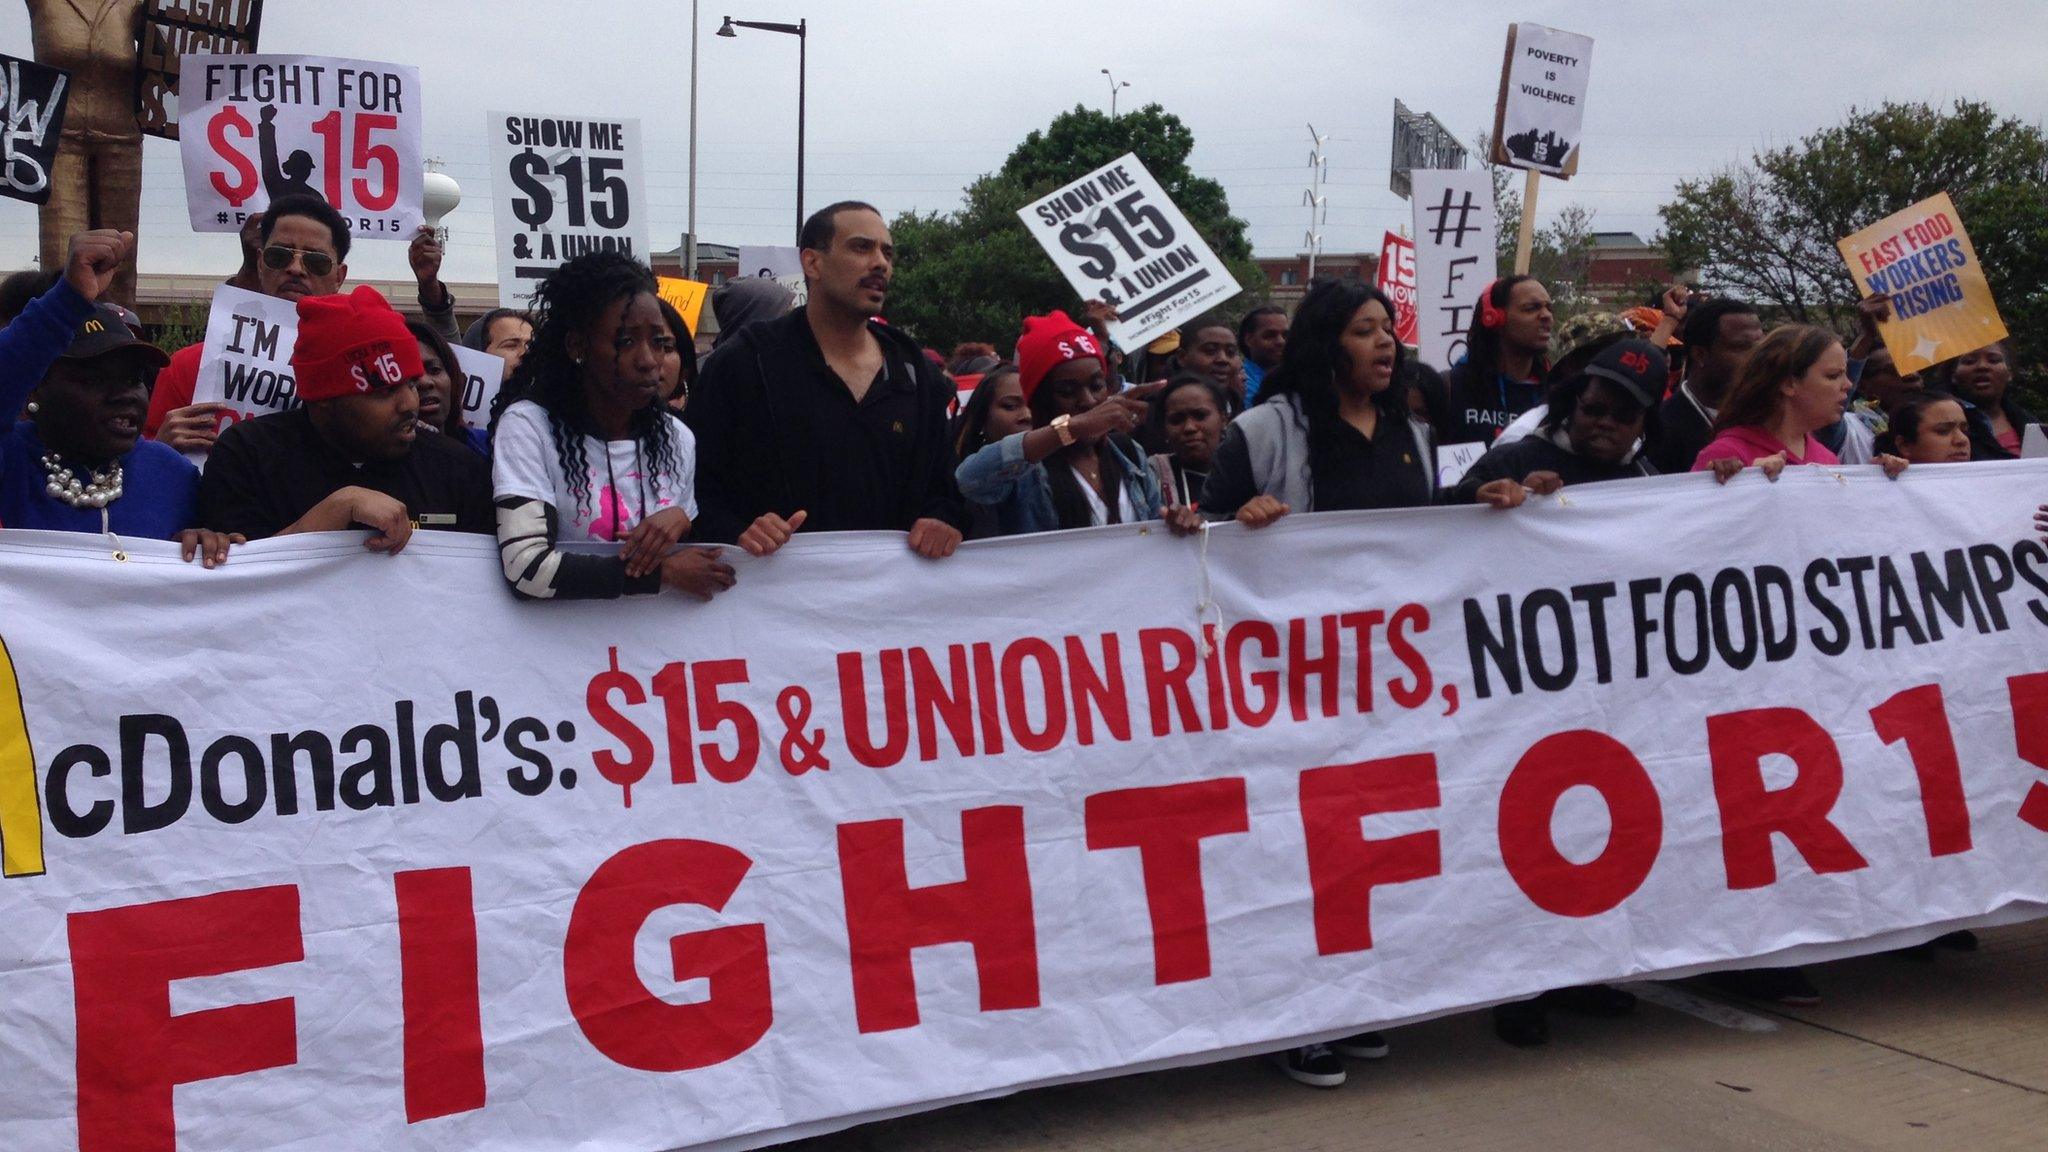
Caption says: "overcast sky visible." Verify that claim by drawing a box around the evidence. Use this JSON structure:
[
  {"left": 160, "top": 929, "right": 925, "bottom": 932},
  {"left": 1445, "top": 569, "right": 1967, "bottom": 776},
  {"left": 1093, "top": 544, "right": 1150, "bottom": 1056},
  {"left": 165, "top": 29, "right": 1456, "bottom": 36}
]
[{"left": 1, "top": 0, "right": 2042, "bottom": 287}]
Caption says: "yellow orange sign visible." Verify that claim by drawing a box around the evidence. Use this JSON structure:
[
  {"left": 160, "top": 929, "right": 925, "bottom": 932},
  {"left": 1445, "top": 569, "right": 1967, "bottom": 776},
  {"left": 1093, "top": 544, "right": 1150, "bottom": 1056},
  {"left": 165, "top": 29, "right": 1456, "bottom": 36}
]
[
  {"left": 0, "top": 635, "right": 44, "bottom": 877},
  {"left": 656, "top": 277, "right": 710, "bottom": 336},
  {"left": 1836, "top": 192, "right": 2007, "bottom": 375}
]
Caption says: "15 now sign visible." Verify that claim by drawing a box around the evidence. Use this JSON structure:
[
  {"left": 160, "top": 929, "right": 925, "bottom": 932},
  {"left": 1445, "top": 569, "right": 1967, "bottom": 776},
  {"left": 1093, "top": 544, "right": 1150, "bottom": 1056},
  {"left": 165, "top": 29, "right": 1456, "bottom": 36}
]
[
  {"left": 1018, "top": 153, "right": 1240, "bottom": 350},
  {"left": 490, "top": 111, "right": 649, "bottom": 305},
  {"left": 178, "top": 53, "right": 423, "bottom": 238}
]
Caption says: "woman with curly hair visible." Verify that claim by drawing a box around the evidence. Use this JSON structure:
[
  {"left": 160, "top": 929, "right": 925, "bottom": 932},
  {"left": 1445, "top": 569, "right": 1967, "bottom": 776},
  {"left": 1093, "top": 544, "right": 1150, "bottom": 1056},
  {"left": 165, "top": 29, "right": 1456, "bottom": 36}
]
[{"left": 490, "top": 251, "right": 734, "bottom": 601}]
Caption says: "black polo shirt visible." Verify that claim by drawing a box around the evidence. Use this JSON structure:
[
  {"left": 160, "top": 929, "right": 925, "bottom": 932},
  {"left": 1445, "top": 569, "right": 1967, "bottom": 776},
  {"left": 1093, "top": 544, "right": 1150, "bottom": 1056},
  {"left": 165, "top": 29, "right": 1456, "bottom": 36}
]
[
  {"left": 198, "top": 408, "right": 494, "bottom": 540},
  {"left": 1308, "top": 414, "right": 1432, "bottom": 512}
]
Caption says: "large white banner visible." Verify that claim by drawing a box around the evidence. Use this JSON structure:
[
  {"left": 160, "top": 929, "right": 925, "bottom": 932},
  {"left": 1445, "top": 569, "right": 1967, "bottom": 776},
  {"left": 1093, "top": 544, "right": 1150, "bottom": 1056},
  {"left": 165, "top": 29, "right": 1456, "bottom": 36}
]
[
  {"left": 2, "top": 464, "right": 2047, "bottom": 1152},
  {"left": 1410, "top": 169, "right": 1499, "bottom": 371},
  {"left": 1017, "top": 152, "right": 1241, "bottom": 350},
  {"left": 179, "top": 53, "right": 423, "bottom": 238},
  {"left": 490, "top": 111, "right": 650, "bottom": 305}
]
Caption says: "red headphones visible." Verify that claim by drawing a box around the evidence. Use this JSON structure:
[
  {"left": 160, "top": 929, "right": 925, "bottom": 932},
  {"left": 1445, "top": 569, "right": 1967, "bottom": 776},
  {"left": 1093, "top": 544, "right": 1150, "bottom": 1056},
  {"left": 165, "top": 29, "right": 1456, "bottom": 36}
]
[{"left": 1478, "top": 279, "right": 1506, "bottom": 329}]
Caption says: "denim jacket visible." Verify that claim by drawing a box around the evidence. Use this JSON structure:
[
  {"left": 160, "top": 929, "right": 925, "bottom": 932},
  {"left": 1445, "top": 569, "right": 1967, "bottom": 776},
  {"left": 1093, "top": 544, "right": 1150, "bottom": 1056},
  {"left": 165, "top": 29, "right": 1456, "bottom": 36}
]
[{"left": 954, "top": 430, "right": 1163, "bottom": 536}]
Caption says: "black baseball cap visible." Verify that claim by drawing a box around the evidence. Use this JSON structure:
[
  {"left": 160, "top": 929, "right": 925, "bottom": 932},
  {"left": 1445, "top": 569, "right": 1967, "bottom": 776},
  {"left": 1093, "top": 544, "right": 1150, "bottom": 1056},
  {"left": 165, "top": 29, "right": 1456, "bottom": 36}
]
[
  {"left": 1582, "top": 338, "right": 1667, "bottom": 409},
  {"left": 59, "top": 304, "right": 170, "bottom": 369}
]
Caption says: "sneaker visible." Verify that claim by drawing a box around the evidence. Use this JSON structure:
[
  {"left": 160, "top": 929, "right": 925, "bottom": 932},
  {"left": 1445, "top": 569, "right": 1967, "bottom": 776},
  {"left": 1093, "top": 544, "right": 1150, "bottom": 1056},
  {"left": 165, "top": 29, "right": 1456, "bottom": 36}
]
[
  {"left": 1493, "top": 1000, "right": 1549, "bottom": 1048},
  {"left": 1330, "top": 1030, "right": 1390, "bottom": 1059},
  {"left": 1545, "top": 983, "right": 1638, "bottom": 1018},
  {"left": 1936, "top": 929, "right": 1980, "bottom": 952},
  {"left": 1276, "top": 1044, "right": 1346, "bottom": 1088},
  {"left": 1769, "top": 967, "right": 1821, "bottom": 1007}
]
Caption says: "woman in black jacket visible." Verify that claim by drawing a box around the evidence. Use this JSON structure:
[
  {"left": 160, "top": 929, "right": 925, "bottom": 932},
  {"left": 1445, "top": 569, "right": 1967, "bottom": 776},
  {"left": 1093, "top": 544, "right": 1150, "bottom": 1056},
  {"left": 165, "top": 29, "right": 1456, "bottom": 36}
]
[{"left": 1453, "top": 338, "right": 1667, "bottom": 503}]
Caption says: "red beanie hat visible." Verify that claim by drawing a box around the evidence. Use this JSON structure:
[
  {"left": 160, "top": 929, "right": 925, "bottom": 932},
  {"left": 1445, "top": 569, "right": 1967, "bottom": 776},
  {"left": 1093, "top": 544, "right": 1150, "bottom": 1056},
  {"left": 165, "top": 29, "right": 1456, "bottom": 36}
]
[
  {"left": 291, "top": 285, "right": 424, "bottom": 402},
  {"left": 1015, "top": 310, "right": 1103, "bottom": 403}
]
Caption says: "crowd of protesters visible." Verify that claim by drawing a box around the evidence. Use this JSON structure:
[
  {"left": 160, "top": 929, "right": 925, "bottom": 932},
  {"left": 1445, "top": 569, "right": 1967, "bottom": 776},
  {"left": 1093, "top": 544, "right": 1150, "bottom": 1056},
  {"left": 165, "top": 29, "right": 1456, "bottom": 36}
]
[{"left": 4, "top": 194, "right": 2045, "bottom": 1091}]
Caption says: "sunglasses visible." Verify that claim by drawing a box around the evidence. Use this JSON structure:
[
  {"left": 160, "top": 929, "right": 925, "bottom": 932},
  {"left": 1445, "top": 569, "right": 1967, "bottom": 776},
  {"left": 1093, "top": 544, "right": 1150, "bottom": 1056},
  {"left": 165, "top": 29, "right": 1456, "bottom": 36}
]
[{"left": 261, "top": 245, "right": 336, "bottom": 276}]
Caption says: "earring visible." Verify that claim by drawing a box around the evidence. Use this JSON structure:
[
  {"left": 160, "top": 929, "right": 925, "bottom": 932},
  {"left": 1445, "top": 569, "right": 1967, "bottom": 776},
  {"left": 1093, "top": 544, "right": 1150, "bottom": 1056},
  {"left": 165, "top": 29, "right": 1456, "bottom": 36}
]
[
  {"left": 572, "top": 356, "right": 584, "bottom": 365},
  {"left": 24, "top": 401, "right": 37, "bottom": 414}
]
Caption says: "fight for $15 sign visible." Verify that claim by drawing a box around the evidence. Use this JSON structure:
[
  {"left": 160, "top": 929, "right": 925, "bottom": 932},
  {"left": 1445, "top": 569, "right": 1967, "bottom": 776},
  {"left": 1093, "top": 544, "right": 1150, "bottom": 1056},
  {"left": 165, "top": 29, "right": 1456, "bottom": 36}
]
[
  {"left": 490, "top": 111, "right": 649, "bottom": 305},
  {"left": 1837, "top": 192, "right": 2008, "bottom": 375},
  {"left": 1018, "top": 153, "right": 1241, "bottom": 350},
  {"left": 178, "top": 54, "right": 423, "bottom": 238}
]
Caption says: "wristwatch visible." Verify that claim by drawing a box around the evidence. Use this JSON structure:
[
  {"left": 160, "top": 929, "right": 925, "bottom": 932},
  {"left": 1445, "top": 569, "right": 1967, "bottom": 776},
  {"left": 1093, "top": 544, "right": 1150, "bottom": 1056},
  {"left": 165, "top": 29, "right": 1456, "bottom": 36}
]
[{"left": 1051, "top": 414, "right": 1075, "bottom": 446}]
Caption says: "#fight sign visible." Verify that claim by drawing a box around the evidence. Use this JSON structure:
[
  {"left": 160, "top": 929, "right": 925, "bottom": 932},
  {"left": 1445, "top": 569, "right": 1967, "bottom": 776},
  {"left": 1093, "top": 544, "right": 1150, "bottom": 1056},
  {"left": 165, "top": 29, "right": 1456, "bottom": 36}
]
[
  {"left": 1492, "top": 23, "right": 1594, "bottom": 177},
  {"left": 0, "top": 53, "right": 69, "bottom": 206},
  {"left": 179, "top": 54, "right": 422, "bottom": 238},
  {"left": 490, "top": 111, "right": 649, "bottom": 305},
  {"left": 1375, "top": 230, "right": 1419, "bottom": 346},
  {"left": 1837, "top": 192, "right": 2008, "bottom": 376},
  {"left": 1410, "top": 169, "right": 1499, "bottom": 371},
  {"left": 1018, "top": 152, "right": 1241, "bottom": 350}
]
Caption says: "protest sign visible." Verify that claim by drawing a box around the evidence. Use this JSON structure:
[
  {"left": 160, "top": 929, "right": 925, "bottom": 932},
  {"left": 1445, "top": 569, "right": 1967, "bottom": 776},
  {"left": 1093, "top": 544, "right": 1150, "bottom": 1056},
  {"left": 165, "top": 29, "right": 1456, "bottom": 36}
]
[
  {"left": 449, "top": 344, "right": 506, "bottom": 433},
  {"left": 1435, "top": 440, "right": 1488, "bottom": 487},
  {"left": 1018, "top": 152, "right": 1241, "bottom": 350},
  {"left": 737, "top": 245, "right": 801, "bottom": 280},
  {"left": 178, "top": 54, "right": 422, "bottom": 238},
  {"left": 136, "top": 0, "right": 264, "bottom": 140},
  {"left": 0, "top": 53, "right": 70, "bottom": 206},
  {"left": 656, "top": 276, "right": 709, "bottom": 335},
  {"left": 2, "top": 462, "right": 2047, "bottom": 1152},
  {"left": 1836, "top": 192, "right": 2008, "bottom": 375},
  {"left": 1410, "top": 169, "right": 1499, "bottom": 371},
  {"left": 190, "top": 285, "right": 299, "bottom": 446},
  {"left": 490, "top": 111, "right": 650, "bottom": 305},
  {"left": 1375, "top": 230, "right": 1419, "bottom": 346},
  {"left": 1491, "top": 23, "right": 1593, "bottom": 177}
]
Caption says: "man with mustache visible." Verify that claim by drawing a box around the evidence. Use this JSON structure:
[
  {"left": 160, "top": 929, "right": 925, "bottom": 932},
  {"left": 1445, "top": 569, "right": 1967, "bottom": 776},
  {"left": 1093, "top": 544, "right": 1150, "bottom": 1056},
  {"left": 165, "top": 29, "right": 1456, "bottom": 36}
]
[
  {"left": 685, "top": 201, "right": 968, "bottom": 558},
  {"left": 198, "top": 286, "right": 492, "bottom": 551},
  {"left": 146, "top": 193, "right": 354, "bottom": 457}
]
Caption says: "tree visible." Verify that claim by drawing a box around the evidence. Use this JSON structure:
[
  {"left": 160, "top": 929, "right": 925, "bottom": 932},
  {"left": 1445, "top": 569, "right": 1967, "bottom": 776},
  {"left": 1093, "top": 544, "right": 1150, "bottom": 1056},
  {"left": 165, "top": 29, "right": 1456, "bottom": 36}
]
[
  {"left": 1657, "top": 100, "right": 2048, "bottom": 384},
  {"left": 887, "top": 105, "right": 1265, "bottom": 352}
]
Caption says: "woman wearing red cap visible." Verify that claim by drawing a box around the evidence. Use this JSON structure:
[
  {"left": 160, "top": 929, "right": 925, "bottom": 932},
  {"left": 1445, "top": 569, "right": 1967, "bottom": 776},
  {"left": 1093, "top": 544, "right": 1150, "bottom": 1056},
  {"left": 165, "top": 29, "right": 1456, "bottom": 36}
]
[{"left": 953, "top": 311, "right": 1161, "bottom": 535}]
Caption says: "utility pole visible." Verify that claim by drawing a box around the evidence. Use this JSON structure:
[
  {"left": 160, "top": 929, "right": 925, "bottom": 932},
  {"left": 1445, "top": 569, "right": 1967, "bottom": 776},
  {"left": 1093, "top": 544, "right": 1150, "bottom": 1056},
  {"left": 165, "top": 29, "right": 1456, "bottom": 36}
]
[{"left": 1304, "top": 123, "right": 1330, "bottom": 282}]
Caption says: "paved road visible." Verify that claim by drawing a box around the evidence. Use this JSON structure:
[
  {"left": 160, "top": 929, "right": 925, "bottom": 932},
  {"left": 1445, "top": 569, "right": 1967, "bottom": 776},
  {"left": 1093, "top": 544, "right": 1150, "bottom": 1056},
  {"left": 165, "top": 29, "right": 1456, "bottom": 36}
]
[{"left": 790, "top": 921, "right": 2047, "bottom": 1151}]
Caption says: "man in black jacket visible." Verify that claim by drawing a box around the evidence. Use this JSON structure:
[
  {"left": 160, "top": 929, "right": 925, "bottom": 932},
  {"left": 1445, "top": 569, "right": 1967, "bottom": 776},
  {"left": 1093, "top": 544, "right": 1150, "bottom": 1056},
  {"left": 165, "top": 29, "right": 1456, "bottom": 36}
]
[
  {"left": 685, "top": 201, "right": 966, "bottom": 558},
  {"left": 1647, "top": 297, "right": 1762, "bottom": 474}
]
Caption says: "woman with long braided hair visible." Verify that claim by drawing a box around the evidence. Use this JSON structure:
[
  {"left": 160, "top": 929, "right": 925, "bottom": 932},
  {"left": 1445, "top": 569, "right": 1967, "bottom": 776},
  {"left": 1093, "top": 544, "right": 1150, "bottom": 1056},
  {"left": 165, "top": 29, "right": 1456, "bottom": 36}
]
[{"left": 490, "top": 251, "right": 735, "bottom": 601}]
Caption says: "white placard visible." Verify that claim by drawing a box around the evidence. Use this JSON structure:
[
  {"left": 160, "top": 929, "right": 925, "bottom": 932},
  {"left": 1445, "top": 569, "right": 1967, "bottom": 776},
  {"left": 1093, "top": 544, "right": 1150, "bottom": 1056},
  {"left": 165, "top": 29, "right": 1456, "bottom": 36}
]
[
  {"left": 489, "top": 111, "right": 650, "bottom": 305},
  {"left": 1494, "top": 23, "right": 1594, "bottom": 176},
  {"left": 737, "top": 245, "right": 801, "bottom": 280},
  {"left": 1436, "top": 440, "right": 1489, "bottom": 487},
  {"left": 1410, "top": 169, "right": 1499, "bottom": 371},
  {"left": 450, "top": 344, "right": 506, "bottom": 432},
  {"left": 178, "top": 54, "right": 422, "bottom": 238},
  {"left": 190, "top": 284, "right": 299, "bottom": 445},
  {"left": 1017, "top": 152, "right": 1241, "bottom": 349}
]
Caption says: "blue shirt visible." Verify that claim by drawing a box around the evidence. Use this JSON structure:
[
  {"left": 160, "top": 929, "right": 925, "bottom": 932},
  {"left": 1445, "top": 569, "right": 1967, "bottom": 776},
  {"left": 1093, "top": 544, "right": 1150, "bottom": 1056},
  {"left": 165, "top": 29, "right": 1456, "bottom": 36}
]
[
  {"left": 1, "top": 421, "right": 200, "bottom": 539},
  {"left": 1243, "top": 359, "right": 1267, "bottom": 404},
  {"left": 0, "top": 279, "right": 94, "bottom": 420}
]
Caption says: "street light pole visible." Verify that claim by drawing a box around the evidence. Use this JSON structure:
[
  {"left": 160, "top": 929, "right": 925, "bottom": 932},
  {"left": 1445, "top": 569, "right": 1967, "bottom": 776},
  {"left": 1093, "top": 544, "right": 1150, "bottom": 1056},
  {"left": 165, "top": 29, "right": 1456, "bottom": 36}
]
[
  {"left": 1100, "top": 68, "right": 1129, "bottom": 118},
  {"left": 687, "top": 0, "right": 699, "bottom": 280},
  {"left": 718, "top": 15, "right": 809, "bottom": 243}
]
